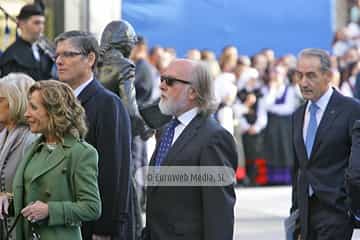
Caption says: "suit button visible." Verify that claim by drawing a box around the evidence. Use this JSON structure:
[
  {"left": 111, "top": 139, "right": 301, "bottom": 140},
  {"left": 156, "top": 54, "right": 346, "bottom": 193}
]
[
  {"left": 45, "top": 191, "right": 51, "bottom": 197},
  {"left": 62, "top": 168, "right": 67, "bottom": 174}
]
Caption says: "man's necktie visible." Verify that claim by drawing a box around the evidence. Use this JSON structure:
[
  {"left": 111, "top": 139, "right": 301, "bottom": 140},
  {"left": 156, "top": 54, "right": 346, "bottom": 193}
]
[
  {"left": 305, "top": 102, "right": 319, "bottom": 196},
  {"left": 305, "top": 103, "right": 319, "bottom": 158},
  {"left": 154, "top": 118, "right": 180, "bottom": 167}
]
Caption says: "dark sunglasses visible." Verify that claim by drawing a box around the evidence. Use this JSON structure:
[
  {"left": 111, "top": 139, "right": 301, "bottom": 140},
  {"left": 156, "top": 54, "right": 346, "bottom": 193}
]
[{"left": 161, "top": 76, "right": 191, "bottom": 86}]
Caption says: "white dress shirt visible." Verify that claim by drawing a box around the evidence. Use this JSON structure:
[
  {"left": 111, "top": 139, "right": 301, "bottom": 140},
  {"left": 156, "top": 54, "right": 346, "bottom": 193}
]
[
  {"left": 73, "top": 74, "right": 94, "bottom": 97},
  {"left": 32, "top": 43, "right": 40, "bottom": 62},
  {"left": 172, "top": 107, "right": 199, "bottom": 145},
  {"left": 303, "top": 87, "right": 334, "bottom": 142},
  {"left": 303, "top": 87, "right": 333, "bottom": 196}
]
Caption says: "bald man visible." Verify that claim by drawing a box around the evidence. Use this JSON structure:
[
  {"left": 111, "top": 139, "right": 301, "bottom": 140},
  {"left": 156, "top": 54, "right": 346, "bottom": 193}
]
[{"left": 142, "top": 59, "right": 238, "bottom": 240}]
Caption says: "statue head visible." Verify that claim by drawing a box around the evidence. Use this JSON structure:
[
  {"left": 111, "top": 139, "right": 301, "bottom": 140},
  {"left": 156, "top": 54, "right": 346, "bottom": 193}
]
[{"left": 100, "top": 20, "right": 137, "bottom": 58}]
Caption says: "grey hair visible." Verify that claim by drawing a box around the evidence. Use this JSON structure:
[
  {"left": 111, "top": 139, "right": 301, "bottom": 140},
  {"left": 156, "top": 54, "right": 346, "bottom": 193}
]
[
  {"left": 0, "top": 73, "right": 35, "bottom": 125},
  {"left": 54, "top": 30, "right": 99, "bottom": 70},
  {"left": 298, "top": 48, "right": 331, "bottom": 72},
  {"left": 189, "top": 62, "right": 218, "bottom": 115}
]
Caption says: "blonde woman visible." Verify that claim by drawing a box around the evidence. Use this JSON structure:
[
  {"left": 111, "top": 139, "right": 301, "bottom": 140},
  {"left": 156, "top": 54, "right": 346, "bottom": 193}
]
[{"left": 0, "top": 80, "right": 101, "bottom": 240}]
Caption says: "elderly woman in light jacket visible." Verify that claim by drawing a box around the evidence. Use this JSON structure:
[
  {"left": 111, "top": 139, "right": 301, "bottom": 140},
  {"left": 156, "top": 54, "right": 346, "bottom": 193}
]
[
  {"left": 0, "top": 73, "right": 36, "bottom": 238},
  {"left": 0, "top": 73, "right": 36, "bottom": 194}
]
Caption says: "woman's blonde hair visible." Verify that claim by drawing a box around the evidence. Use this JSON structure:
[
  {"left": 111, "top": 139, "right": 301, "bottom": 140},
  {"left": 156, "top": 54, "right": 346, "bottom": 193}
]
[
  {"left": 28, "top": 80, "right": 88, "bottom": 140},
  {"left": 0, "top": 73, "right": 35, "bottom": 125}
]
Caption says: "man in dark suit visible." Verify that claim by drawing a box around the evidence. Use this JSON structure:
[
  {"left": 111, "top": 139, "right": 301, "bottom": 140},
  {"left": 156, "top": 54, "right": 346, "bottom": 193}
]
[
  {"left": 54, "top": 31, "right": 133, "bottom": 240},
  {"left": 143, "top": 59, "right": 238, "bottom": 240},
  {"left": 0, "top": 3, "right": 54, "bottom": 80},
  {"left": 131, "top": 36, "right": 156, "bottom": 107},
  {"left": 291, "top": 48, "right": 360, "bottom": 240}
]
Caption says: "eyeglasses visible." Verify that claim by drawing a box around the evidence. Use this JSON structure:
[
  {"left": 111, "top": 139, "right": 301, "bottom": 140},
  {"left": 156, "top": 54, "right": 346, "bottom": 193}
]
[
  {"left": 55, "top": 51, "right": 83, "bottom": 60},
  {"left": 161, "top": 76, "right": 191, "bottom": 86}
]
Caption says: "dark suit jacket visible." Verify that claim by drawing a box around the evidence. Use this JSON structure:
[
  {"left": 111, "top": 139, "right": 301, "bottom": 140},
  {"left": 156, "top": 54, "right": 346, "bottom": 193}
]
[
  {"left": 291, "top": 89, "right": 360, "bottom": 238},
  {"left": 0, "top": 37, "right": 53, "bottom": 80},
  {"left": 347, "top": 120, "right": 360, "bottom": 221},
  {"left": 354, "top": 73, "right": 360, "bottom": 99},
  {"left": 144, "top": 113, "right": 238, "bottom": 240},
  {"left": 78, "top": 79, "right": 132, "bottom": 238}
]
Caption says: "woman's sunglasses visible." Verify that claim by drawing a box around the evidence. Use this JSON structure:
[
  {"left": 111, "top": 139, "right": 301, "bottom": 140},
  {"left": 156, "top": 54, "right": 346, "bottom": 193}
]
[{"left": 161, "top": 76, "right": 191, "bottom": 86}]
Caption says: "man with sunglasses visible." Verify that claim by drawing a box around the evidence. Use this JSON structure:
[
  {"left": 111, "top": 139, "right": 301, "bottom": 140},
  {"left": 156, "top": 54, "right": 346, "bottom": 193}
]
[
  {"left": 142, "top": 59, "right": 237, "bottom": 240},
  {"left": 290, "top": 48, "right": 360, "bottom": 240},
  {"left": 0, "top": 3, "right": 54, "bottom": 80},
  {"left": 55, "top": 31, "right": 133, "bottom": 240}
]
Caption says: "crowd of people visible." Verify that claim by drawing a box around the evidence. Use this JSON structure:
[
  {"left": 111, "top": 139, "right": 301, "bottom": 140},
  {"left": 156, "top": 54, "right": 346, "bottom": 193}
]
[
  {"left": 2, "top": 0, "right": 360, "bottom": 240},
  {"left": 129, "top": 18, "right": 360, "bottom": 187}
]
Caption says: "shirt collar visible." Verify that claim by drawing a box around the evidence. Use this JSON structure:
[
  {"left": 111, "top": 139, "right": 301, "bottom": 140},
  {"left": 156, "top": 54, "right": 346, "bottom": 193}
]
[
  {"left": 308, "top": 87, "right": 333, "bottom": 112},
  {"left": 33, "top": 134, "right": 77, "bottom": 152},
  {"left": 74, "top": 74, "right": 94, "bottom": 97},
  {"left": 177, "top": 107, "right": 199, "bottom": 127}
]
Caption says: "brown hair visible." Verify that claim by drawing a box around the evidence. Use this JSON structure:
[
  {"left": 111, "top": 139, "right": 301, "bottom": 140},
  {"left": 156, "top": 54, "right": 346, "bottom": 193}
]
[{"left": 28, "top": 80, "right": 88, "bottom": 141}]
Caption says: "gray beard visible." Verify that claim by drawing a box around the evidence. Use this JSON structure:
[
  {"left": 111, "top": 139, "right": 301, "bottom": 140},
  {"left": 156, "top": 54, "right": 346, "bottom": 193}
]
[{"left": 158, "top": 98, "right": 174, "bottom": 116}]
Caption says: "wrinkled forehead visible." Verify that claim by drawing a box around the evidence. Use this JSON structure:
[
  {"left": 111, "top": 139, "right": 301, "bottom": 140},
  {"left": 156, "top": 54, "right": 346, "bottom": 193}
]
[
  {"left": 163, "top": 59, "right": 196, "bottom": 81},
  {"left": 296, "top": 55, "right": 322, "bottom": 71}
]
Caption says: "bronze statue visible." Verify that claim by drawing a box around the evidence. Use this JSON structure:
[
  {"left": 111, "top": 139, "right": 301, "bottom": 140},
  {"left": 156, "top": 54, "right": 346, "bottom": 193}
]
[{"left": 97, "top": 20, "right": 154, "bottom": 139}]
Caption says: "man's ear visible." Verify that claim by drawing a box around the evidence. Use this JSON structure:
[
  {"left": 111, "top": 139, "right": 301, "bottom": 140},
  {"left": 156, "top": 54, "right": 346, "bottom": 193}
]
[
  {"left": 188, "top": 87, "right": 197, "bottom": 100},
  {"left": 324, "top": 70, "right": 333, "bottom": 83},
  {"left": 17, "top": 20, "right": 25, "bottom": 30},
  {"left": 87, "top": 52, "right": 96, "bottom": 68}
]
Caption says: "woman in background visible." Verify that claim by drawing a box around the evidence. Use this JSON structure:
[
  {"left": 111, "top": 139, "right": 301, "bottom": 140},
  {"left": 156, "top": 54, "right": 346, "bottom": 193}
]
[
  {"left": 0, "top": 73, "right": 35, "bottom": 194},
  {"left": 0, "top": 73, "right": 36, "bottom": 238}
]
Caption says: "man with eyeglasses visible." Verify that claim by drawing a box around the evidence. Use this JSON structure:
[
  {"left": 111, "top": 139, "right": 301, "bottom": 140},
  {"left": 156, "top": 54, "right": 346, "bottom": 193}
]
[
  {"left": 142, "top": 59, "right": 237, "bottom": 240},
  {"left": 54, "top": 31, "right": 133, "bottom": 240},
  {"left": 290, "top": 48, "right": 360, "bottom": 240},
  {"left": 0, "top": 2, "right": 54, "bottom": 80}
]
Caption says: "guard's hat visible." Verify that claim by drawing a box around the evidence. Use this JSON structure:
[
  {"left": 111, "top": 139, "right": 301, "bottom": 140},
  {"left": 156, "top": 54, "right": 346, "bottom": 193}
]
[{"left": 17, "top": 3, "right": 44, "bottom": 20}]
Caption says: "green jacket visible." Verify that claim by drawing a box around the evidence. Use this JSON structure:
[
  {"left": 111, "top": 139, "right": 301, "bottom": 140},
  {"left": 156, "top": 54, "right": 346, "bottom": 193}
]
[{"left": 12, "top": 134, "right": 101, "bottom": 240}]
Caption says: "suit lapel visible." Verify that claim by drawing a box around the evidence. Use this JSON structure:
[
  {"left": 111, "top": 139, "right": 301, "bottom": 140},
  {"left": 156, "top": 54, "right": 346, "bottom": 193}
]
[
  {"left": 294, "top": 104, "right": 308, "bottom": 163},
  {"left": 310, "top": 91, "right": 342, "bottom": 160},
  {"left": 148, "top": 114, "right": 204, "bottom": 193},
  {"left": 149, "top": 114, "right": 204, "bottom": 165},
  {"left": 29, "top": 145, "right": 67, "bottom": 183},
  {"left": 30, "top": 135, "right": 76, "bottom": 183},
  {"left": 13, "top": 137, "right": 41, "bottom": 188},
  {"left": 12, "top": 137, "right": 41, "bottom": 215},
  {"left": 161, "top": 114, "right": 204, "bottom": 165},
  {"left": 77, "top": 79, "right": 100, "bottom": 105}
]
